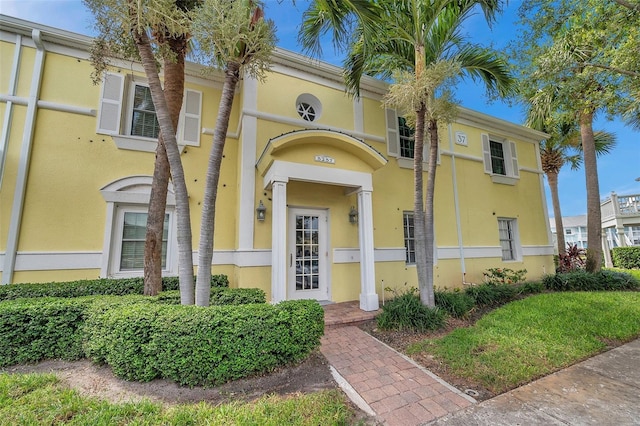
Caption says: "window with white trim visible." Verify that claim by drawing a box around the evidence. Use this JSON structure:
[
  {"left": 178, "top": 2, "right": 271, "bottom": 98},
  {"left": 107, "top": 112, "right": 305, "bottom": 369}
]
[
  {"left": 498, "top": 218, "right": 519, "bottom": 261},
  {"left": 482, "top": 134, "right": 519, "bottom": 184},
  {"left": 100, "top": 176, "right": 177, "bottom": 278},
  {"left": 130, "top": 85, "right": 160, "bottom": 139},
  {"left": 385, "top": 109, "right": 438, "bottom": 169},
  {"left": 112, "top": 207, "right": 174, "bottom": 275},
  {"left": 403, "top": 212, "right": 416, "bottom": 264},
  {"left": 398, "top": 117, "right": 415, "bottom": 159},
  {"left": 97, "top": 72, "right": 202, "bottom": 152},
  {"left": 119, "top": 211, "right": 169, "bottom": 270}
]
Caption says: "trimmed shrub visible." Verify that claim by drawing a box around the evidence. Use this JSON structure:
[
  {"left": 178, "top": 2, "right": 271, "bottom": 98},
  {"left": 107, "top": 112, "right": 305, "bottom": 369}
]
[
  {"left": 435, "top": 290, "right": 475, "bottom": 318},
  {"left": 542, "top": 270, "right": 640, "bottom": 291},
  {"left": 464, "top": 282, "right": 518, "bottom": 307},
  {"left": 0, "top": 275, "right": 229, "bottom": 301},
  {"left": 377, "top": 289, "right": 445, "bottom": 331},
  {"left": 156, "top": 288, "right": 266, "bottom": 305},
  {"left": 0, "top": 295, "right": 150, "bottom": 367},
  {"left": 83, "top": 300, "right": 324, "bottom": 386},
  {"left": 612, "top": 247, "right": 640, "bottom": 269}
]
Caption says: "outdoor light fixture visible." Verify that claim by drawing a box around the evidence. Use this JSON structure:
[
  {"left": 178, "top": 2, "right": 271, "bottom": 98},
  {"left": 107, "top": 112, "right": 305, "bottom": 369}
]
[
  {"left": 349, "top": 206, "right": 358, "bottom": 224},
  {"left": 256, "top": 200, "right": 266, "bottom": 221}
]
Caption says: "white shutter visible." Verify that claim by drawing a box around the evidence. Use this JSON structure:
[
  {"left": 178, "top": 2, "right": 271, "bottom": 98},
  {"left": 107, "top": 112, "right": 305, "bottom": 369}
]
[
  {"left": 97, "top": 72, "right": 124, "bottom": 135},
  {"left": 179, "top": 89, "right": 202, "bottom": 146},
  {"left": 481, "top": 134, "right": 492, "bottom": 174},
  {"left": 385, "top": 108, "right": 399, "bottom": 157},
  {"left": 509, "top": 141, "right": 519, "bottom": 178}
]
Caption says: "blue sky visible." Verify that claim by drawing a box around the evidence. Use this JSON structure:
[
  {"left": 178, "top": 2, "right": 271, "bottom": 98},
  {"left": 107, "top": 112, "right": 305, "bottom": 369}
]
[{"left": 2, "top": 0, "right": 638, "bottom": 217}]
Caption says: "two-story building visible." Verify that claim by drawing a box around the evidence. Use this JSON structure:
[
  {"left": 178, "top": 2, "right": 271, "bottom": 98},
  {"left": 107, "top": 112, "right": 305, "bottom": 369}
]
[{"left": 0, "top": 15, "right": 554, "bottom": 310}]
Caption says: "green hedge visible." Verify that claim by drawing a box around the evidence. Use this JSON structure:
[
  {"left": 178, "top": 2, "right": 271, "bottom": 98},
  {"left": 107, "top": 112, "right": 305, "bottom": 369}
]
[
  {"left": 156, "top": 288, "right": 265, "bottom": 305},
  {"left": 83, "top": 300, "right": 324, "bottom": 386},
  {"left": 0, "top": 275, "right": 228, "bottom": 301},
  {"left": 612, "top": 247, "right": 640, "bottom": 269},
  {"left": 0, "top": 295, "right": 148, "bottom": 367},
  {"left": 0, "top": 295, "right": 324, "bottom": 385},
  {"left": 464, "top": 282, "right": 518, "bottom": 306},
  {"left": 542, "top": 270, "right": 640, "bottom": 291}
]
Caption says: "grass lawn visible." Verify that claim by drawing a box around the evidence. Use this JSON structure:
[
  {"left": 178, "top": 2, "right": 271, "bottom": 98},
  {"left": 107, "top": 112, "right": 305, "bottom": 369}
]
[
  {"left": 0, "top": 373, "right": 353, "bottom": 425},
  {"left": 407, "top": 291, "right": 640, "bottom": 394}
]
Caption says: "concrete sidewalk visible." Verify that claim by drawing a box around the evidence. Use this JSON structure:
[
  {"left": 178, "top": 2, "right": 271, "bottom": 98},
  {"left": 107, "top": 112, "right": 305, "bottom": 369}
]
[{"left": 428, "top": 338, "right": 640, "bottom": 425}]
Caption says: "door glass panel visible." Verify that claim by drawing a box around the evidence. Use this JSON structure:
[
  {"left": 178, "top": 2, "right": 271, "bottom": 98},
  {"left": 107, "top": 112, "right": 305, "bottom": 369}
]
[{"left": 294, "top": 214, "right": 320, "bottom": 291}]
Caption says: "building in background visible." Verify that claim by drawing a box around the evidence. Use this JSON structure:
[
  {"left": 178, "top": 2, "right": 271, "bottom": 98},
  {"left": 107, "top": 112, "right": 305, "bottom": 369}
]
[
  {"left": 549, "top": 215, "right": 588, "bottom": 254},
  {"left": 0, "top": 16, "right": 555, "bottom": 310}
]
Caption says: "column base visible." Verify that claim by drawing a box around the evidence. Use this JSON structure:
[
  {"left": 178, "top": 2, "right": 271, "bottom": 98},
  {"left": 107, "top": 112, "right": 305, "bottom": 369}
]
[{"left": 359, "top": 293, "right": 379, "bottom": 311}]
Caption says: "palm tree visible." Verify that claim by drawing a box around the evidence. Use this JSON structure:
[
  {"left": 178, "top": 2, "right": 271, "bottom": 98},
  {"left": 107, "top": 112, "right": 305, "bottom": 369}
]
[
  {"left": 300, "top": 0, "right": 512, "bottom": 307},
  {"left": 144, "top": 0, "right": 198, "bottom": 297},
  {"left": 84, "top": 0, "right": 196, "bottom": 303},
  {"left": 191, "top": 0, "right": 276, "bottom": 306},
  {"left": 528, "top": 116, "right": 616, "bottom": 256}
]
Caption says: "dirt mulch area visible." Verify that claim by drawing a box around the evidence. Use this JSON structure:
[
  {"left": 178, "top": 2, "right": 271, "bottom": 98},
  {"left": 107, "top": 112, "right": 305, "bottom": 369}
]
[{"left": 2, "top": 351, "right": 337, "bottom": 406}]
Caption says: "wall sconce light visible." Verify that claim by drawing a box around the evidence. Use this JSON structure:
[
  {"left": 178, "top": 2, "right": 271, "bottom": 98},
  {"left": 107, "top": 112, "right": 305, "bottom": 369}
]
[
  {"left": 349, "top": 206, "right": 358, "bottom": 224},
  {"left": 256, "top": 200, "right": 266, "bottom": 221}
]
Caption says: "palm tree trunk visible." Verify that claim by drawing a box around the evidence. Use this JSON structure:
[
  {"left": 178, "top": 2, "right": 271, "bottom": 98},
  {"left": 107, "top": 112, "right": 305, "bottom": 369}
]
[
  {"left": 580, "top": 109, "right": 602, "bottom": 272},
  {"left": 422, "top": 118, "right": 438, "bottom": 308},
  {"left": 413, "top": 103, "right": 430, "bottom": 306},
  {"left": 196, "top": 63, "right": 240, "bottom": 306},
  {"left": 547, "top": 172, "right": 566, "bottom": 256},
  {"left": 144, "top": 36, "right": 187, "bottom": 296},
  {"left": 132, "top": 28, "right": 195, "bottom": 304}
]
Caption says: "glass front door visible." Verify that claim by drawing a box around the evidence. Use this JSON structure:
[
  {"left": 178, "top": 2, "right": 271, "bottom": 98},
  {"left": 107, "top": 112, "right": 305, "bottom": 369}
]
[{"left": 288, "top": 208, "right": 328, "bottom": 300}]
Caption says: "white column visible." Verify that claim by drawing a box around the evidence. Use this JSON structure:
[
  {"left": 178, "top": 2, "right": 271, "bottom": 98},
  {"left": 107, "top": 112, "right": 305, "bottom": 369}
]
[
  {"left": 271, "top": 179, "right": 288, "bottom": 303},
  {"left": 357, "top": 189, "right": 379, "bottom": 311},
  {"left": 238, "top": 75, "right": 258, "bottom": 250}
]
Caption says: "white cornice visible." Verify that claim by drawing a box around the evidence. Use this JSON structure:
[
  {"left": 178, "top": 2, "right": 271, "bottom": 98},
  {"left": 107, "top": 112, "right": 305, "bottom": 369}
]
[{"left": 456, "top": 107, "right": 549, "bottom": 143}]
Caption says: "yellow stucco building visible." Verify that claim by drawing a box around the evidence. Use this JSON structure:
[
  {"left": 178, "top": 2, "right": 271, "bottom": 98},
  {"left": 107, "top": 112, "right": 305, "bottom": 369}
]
[{"left": 0, "top": 16, "right": 554, "bottom": 310}]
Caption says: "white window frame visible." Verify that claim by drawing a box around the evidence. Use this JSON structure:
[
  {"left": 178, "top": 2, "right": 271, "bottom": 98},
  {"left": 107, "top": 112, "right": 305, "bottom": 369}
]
[
  {"left": 112, "top": 206, "right": 174, "bottom": 275},
  {"left": 385, "top": 109, "right": 441, "bottom": 170},
  {"left": 97, "top": 72, "right": 202, "bottom": 153},
  {"left": 100, "top": 176, "right": 178, "bottom": 278},
  {"left": 403, "top": 211, "right": 416, "bottom": 265},
  {"left": 498, "top": 218, "right": 521, "bottom": 262},
  {"left": 482, "top": 134, "right": 520, "bottom": 185},
  {"left": 125, "top": 81, "right": 160, "bottom": 140}
]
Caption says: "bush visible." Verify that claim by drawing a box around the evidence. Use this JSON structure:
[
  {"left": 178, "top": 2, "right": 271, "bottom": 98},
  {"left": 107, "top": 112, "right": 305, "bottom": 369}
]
[
  {"left": 0, "top": 295, "right": 150, "bottom": 367},
  {"left": 542, "top": 270, "right": 640, "bottom": 291},
  {"left": 482, "top": 268, "right": 527, "bottom": 285},
  {"left": 435, "top": 290, "right": 475, "bottom": 318},
  {"left": 83, "top": 300, "right": 324, "bottom": 386},
  {"left": 464, "top": 282, "right": 518, "bottom": 307},
  {"left": 0, "top": 275, "right": 229, "bottom": 301},
  {"left": 377, "top": 288, "right": 445, "bottom": 331},
  {"left": 612, "top": 247, "right": 640, "bottom": 269},
  {"left": 517, "top": 281, "right": 545, "bottom": 294},
  {"left": 557, "top": 244, "right": 586, "bottom": 272},
  {"left": 156, "top": 288, "right": 266, "bottom": 305}
]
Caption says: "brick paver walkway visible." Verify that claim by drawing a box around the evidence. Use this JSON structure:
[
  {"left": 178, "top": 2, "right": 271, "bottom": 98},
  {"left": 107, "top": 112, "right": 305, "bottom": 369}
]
[{"left": 320, "top": 326, "right": 475, "bottom": 425}]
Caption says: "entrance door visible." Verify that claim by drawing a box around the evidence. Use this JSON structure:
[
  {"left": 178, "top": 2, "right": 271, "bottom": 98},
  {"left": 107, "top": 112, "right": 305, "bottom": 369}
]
[{"left": 288, "top": 208, "right": 328, "bottom": 300}]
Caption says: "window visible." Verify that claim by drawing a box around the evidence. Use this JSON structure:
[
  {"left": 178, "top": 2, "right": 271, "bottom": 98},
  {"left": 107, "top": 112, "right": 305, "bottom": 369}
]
[
  {"left": 295, "top": 93, "right": 322, "bottom": 122},
  {"left": 565, "top": 229, "right": 572, "bottom": 235},
  {"left": 297, "top": 102, "right": 316, "bottom": 121},
  {"left": 97, "top": 72, "right": 202, "bottom": 152},
  {"left": 489, "top": 141, "right": 506, "bottom": 175},
  {"left": 498, "top": 218, "right": 518, "bottom": 261},
  {"left": 482, "top": 134, "right": 519, "bottom": 184},
  {"left": 130, "top": 85, "right": 159, "bottom": 139},
  {"left": 403, "top": 212, "right": 416, "bottom": 264},
  {"left": 398, "top": 117, "right": 415, "bottom": 159},
  {"left": 100, "top": 176, "right": 177, "bottom": 278},
  {"left": 120, "top": 212, "right": 169, "bottom": 270}
]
